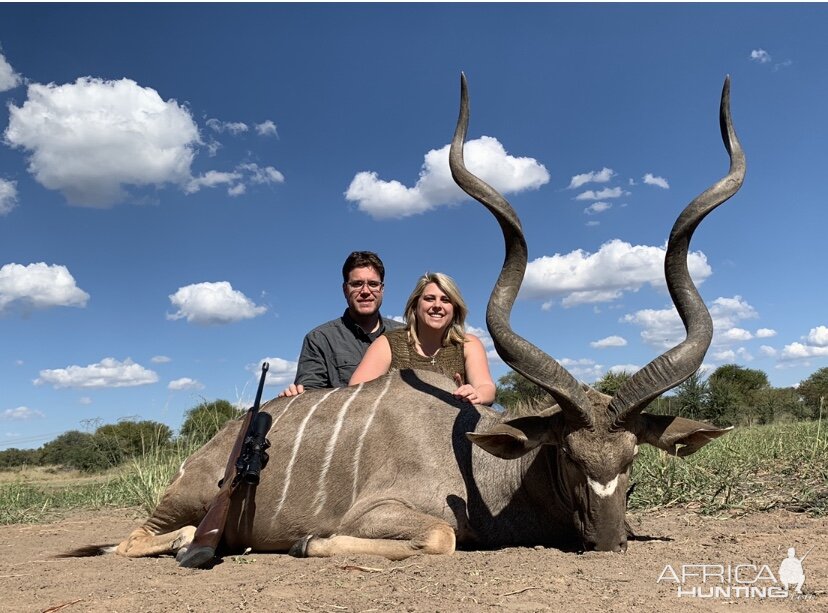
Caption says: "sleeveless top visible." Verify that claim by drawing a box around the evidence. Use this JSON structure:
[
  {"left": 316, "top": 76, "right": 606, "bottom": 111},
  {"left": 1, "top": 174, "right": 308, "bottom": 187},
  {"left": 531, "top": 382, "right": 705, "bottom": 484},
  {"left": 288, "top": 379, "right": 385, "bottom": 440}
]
[{"left": 384, "top": 327, "right": 466, "bottom": 382}]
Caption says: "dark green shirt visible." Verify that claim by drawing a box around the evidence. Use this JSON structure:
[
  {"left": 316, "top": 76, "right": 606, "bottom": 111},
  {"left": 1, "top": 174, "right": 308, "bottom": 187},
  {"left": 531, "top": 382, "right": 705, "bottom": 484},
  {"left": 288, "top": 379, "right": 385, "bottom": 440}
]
[{"left": 294, "top": 310, "right": 402, "bottom": 389}]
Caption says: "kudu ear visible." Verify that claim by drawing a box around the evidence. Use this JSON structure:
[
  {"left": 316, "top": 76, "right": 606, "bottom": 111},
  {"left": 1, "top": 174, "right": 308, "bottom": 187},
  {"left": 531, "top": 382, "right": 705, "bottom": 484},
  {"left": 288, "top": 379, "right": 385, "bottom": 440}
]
[
  {"left": 467, "top": 414, "right": 564, "bottom": 460},
  {"left": 635, "top": 413, "right": 732, "bottom": 457}
]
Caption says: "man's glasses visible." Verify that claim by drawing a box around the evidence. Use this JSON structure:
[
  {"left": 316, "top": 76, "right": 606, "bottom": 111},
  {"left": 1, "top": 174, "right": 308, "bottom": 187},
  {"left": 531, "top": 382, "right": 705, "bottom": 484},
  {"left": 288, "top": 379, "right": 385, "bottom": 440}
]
[{"left": 346, "top": 280, "right": 384, "bottom": 292}]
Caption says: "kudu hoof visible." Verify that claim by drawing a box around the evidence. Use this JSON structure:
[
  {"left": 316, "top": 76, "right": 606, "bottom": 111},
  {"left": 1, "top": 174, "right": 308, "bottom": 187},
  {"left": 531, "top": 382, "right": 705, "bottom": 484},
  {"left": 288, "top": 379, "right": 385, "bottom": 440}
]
[
  {"left": 288, "top": 535, "right": 313, "bottom": 558},
  {"left": 177, "top": 545, "right": 216, "bottom": 568}
]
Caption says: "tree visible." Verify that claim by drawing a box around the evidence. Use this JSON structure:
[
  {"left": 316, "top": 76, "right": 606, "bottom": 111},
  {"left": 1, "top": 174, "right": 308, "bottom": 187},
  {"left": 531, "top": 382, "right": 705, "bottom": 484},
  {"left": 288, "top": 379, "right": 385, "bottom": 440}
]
[
  {"left": 753, "top": 387, "right": 803, "bottom": 422},
  {"left": 495, "top": 371, "right": 553, "bottom": 415},
  {"left": 39, "top": 430, "right": 111, "bottom": 472},
  {"left": 593, "top": 370, "right": 632, "bottom": 396},
  {"left": 798, "top": 367, "right": 828, "bottom": 417},
  {"left": 705, "top": 364, "right": 770, "bottom": 426},
  {"left": 671, "top": 370, "right": 708, "bottom": 420},
  {"left": 179, "top": 399, "right": 241, "bottom": 446},
  {"left": 95, "top": 420, "right": 173, "bottom": 464},
  {"left": 0, "top": 447, "right": 40, "bottom": 470}
]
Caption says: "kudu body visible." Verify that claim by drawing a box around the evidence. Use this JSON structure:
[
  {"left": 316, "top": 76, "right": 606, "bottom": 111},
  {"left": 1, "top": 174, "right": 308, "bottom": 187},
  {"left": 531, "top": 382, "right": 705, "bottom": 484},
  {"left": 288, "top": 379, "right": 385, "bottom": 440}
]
[{"left": 92, "top": 75, "right": 744, "bottom": 562}]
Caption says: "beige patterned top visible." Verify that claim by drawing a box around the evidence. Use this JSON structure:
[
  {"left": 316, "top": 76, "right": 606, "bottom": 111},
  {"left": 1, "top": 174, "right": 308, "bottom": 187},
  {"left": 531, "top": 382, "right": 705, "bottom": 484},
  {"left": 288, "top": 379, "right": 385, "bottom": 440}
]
[{"left": 384, "top": 327, "right": 466, "bottom": 382}]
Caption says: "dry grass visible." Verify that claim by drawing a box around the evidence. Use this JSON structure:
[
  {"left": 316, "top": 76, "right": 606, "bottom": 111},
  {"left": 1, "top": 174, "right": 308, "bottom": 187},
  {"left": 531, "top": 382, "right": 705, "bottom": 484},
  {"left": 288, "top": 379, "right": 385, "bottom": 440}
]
[{"left": 1, "top": 418, "right": 824, "bottom": 526}]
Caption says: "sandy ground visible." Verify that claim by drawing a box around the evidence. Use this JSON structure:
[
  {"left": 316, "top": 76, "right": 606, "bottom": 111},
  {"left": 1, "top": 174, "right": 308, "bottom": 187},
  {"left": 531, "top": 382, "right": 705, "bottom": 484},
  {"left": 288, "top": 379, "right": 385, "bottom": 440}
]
[{"left": 0, "top": 506, "right": 825, "bottom": 612}]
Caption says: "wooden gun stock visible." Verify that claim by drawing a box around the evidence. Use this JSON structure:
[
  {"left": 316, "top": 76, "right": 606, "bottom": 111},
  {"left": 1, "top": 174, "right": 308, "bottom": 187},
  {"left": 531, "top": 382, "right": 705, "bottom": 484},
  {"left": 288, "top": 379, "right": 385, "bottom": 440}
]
[{"left": 178, "top": 362, "right": 270, "bottom": 568}]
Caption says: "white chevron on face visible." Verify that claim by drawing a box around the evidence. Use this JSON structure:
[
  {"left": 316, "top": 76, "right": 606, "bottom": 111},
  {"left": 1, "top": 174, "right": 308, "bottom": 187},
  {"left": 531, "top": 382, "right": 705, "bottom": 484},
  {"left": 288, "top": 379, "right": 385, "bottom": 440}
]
[{"left": 587, "top": 474, "right": 620, "bottom": 498}]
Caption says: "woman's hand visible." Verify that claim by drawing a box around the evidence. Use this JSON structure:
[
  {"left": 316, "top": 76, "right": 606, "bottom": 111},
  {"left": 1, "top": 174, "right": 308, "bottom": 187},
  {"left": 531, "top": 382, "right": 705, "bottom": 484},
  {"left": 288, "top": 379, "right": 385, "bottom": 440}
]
[{"left": 453, "top": 373, "right": 482, "bottom": 404}]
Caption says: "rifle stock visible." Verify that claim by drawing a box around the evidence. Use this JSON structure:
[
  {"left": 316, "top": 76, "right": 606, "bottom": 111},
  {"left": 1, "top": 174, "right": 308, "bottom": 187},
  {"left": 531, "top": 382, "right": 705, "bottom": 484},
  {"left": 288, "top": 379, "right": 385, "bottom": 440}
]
[{"left": 178, "top": 362, "right": 270, "bottom": 568}]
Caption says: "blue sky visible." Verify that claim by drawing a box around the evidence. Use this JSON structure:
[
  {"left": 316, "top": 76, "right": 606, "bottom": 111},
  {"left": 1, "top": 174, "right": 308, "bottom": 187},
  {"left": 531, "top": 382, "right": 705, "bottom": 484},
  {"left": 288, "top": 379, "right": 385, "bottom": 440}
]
[{"left": 1, "top": 4, "right": 826, "bottom": 451}]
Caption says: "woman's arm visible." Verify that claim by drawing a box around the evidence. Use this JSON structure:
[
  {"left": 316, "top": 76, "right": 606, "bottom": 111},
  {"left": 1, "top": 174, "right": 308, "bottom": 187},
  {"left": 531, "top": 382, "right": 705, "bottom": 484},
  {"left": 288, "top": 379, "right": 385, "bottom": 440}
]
[
  {"left": 348, "top": 335, "right": 393, "bottom": 386},
  {"left": 453, "top": 334, "right": 496, "bottom": 405}
]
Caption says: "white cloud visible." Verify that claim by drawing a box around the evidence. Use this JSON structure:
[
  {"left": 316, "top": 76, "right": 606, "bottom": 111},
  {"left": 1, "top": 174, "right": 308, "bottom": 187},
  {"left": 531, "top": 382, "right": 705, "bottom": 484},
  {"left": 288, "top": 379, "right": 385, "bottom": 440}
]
[
  {"left": 574, "top": 187, "right": 626, "bottom": 201},
  {"left": 806, "top": 325, "right": 828, "bottom": 347},
  {"left": 622, "top": 295, "right": 759, "bottom": 352},
  {"left": 35, "top": 357, "right": 158, "bottom": 389},
  {"left": 584, "top": 202, "right": 611, "bottom": 215},
  {"left": 345, "top": 136, "right": 549, "bottom": 219},
  {"left": 720, "top": 327, "right": 753, "bottom": 342},
  {"left": 759, "top": 345, "right": 777, "bottom": 357},
  {"left": 621, "top": 306, "right": 685, "bottom": 350},
  {"left": 642, "top": 173, "right": 670, "bottom": 189},
  {"left": 0, "top": 178, "right": 18, "bottom": 215},
  {"left": 253, "top": 357, "right": 299, "bottom": 386},
  {"left": 255, "top": 120, "right": 278, "bottom": 137},
  {"left": 0, "top": 263, "right": 90, "bottom": 313},
  {"left": 750, "top": 49, "right": 771, "bottom": 64},
  {"left": 2, "top": 406, "right": 44, "bottom": 420},
  {"left": 186, "top": 164, "right": 284, "bottom": 196},
  {"left": 781, "top": 342, "right": 828, "bottom": 361},
  {"left": 755, "top": 328, "right": 777, "bottom": 339},
  {"left": 185, "top": 170, "right": 242, "bottom": 194},
  {"left": 709, "top": 296, "right": 758, "bottom": 331},
  {"left": 0, "top": 52, "right": 22, "bottom": 92},
  {"left": 4, "top": 78, "right": 200, "bottom": 206},
  {"left": 238, "top": 163, "right": 285, "bottom": 185},
  {"left": 711, "top": 347, "right": 752, "bottom": 362},
  {"left": 779, "top": 325, "right": 828, "bottom": 363},
  {"left": 591, "top": 335, "right": 627, "bottom": 349},
  {"left": 168, "top": 377, "right": 204, "bottom": 391},
  {"left": 608, "top": 363, "right": 640, "bottom": 375},
  {"left": 466, "top": 324, "right": 502, "bottom": 364},
  {"left": 168, "top": 281, "right": 266, "bottom": 325},
  {"left": 206, "top": 118, "right": 249, "bottom": 134},
  {"left": 151, "top": 355, "right": 171, "bottom": 364},
  {"left": 522, "top": 239, "right": 712, "bottom": 307},
  {"left": 559, "top": 358, "right": 604, "bottom": 382},
  {"left": 567, "top": 167, "right": 615, "bottom": 190},
  {"left": 712, "top": 349, "right": 736, "bottom": 361}
]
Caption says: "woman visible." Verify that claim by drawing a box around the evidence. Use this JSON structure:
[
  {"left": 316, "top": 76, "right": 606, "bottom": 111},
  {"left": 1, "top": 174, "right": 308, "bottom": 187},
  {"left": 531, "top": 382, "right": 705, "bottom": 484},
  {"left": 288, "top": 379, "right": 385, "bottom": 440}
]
[{"left": 349, "top": 272, "right": 496, "bottom": 405}]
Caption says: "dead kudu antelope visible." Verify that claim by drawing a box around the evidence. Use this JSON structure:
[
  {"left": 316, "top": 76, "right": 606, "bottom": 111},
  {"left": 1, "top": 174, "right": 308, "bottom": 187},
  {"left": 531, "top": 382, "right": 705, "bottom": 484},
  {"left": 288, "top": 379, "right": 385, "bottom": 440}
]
[{"left": 68, "top": 75, "right": 744, "bottom": 564}]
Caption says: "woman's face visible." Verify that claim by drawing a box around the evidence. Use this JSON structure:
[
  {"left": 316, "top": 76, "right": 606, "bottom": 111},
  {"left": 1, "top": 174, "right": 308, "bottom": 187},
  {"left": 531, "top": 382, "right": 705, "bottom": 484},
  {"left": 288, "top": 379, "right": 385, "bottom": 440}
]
[{"left": 416, "top": 282, "right": 454, "bottom": 335}]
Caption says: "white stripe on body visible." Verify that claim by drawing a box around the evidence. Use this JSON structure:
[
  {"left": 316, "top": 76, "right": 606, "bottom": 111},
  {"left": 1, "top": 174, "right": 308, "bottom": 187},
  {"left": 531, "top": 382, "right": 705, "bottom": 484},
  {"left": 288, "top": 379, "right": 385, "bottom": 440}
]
[
  {"left": 587, "top": 474, "right": 620, "bottom": 498},
  {"left": 267, "top": 394, "right": 301, "bottom": 437},
  {"left": 275, "top": 388, "right": 339, "bottom": 516},
  {"left": 312, "top": 384, "right": 364, "bottom": 515},
  {"left": 350, "top": 375, "right": 393, "bottom": 506}
]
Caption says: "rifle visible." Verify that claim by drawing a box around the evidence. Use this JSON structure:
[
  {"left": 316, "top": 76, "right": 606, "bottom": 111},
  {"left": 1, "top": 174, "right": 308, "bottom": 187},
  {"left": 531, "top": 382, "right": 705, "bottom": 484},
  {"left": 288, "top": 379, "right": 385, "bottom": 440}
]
[{"left": 178, "top": 362, "right": 272, "bottom": 568}]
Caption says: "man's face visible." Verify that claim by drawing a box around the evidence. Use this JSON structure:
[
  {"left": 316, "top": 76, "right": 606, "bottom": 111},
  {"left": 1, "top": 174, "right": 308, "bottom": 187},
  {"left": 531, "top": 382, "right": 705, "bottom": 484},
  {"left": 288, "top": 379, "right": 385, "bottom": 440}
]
[{"left": 343, "top": 266, "right": 384, "bottom": 319}]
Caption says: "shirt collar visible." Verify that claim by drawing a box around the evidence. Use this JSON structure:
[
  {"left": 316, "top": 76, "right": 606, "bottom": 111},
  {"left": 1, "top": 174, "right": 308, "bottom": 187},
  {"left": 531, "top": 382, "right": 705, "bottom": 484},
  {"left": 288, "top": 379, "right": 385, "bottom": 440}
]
[{"left": 341, "top": 309, "right": 386, "bottom": 341}]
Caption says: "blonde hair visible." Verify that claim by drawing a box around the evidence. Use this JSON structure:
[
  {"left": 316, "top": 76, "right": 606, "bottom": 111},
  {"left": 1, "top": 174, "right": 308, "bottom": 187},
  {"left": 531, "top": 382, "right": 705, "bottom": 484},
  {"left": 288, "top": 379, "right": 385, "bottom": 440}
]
[{"left": 403, "top": 272, "right": 468, "bottom": 347}]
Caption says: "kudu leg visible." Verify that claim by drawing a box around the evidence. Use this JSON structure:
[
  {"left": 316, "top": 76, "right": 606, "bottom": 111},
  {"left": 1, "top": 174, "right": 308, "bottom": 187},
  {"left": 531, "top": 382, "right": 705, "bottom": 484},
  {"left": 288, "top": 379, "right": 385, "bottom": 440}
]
[
  {"left": 292, "top": 502, "right": 456, "bottom": 560},
  {"left": 116, "top": 525, "right": 197, "bottom": 558}
]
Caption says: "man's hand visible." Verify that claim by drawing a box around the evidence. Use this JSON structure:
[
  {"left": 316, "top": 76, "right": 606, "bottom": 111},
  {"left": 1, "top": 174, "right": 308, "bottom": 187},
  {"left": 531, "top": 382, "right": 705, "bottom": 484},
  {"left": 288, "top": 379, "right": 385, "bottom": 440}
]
[{"left": 278, "top": 383, "right": 305, "bottom": 398}]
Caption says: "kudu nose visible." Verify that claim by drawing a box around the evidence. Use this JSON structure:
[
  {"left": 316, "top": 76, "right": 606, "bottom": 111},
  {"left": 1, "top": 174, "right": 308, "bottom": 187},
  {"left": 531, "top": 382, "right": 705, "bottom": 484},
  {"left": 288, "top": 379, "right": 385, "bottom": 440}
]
[{"left": 583, "top": 538, "right": 627, "bottom": 553}]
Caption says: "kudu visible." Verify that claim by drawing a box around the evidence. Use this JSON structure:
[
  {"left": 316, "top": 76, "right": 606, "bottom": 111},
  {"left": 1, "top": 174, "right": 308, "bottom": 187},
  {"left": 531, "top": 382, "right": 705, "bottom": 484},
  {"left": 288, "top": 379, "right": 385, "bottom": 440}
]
[{"left": 81, "top": 74, "right": 744, "bottom": 563}]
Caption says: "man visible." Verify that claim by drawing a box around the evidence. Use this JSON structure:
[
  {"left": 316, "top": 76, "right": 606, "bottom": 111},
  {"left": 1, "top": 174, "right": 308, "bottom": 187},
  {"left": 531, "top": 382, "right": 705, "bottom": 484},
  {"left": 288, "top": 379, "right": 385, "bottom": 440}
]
[{"left": 280, "top": 251, "right": 402, "bottom": 396}]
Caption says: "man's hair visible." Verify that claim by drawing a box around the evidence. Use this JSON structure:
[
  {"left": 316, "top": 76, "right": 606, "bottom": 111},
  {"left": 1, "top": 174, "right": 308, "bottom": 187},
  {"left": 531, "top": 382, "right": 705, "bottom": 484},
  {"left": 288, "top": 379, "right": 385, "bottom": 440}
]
[
  {"left": 342, "top": 251, "right": 386, "bottom": 283},
  {"left": 403, "top": 272, "right": 468, "bottom": 347}
]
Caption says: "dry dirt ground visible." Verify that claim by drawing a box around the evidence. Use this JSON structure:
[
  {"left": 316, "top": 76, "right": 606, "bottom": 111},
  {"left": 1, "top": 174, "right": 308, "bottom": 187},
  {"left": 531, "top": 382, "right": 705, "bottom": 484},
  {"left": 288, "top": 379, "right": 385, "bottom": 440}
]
[{"left": 0, "top": 507, "right": 825, "bottom": 612}]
